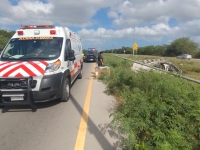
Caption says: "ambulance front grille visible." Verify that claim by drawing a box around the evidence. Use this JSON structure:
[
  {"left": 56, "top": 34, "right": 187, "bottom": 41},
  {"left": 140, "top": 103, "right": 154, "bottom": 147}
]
[
  {"left": 0, "top": 79, "right": 37, "bottom": 89},
  {"left": 88, "top": 55, "right": 95, "bottom": 58}
]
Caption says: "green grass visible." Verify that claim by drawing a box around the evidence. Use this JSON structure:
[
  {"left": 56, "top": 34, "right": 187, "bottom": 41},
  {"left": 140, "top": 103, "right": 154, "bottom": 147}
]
[
  {"left": 116, "top": 54, "right": 200, "bottom": 80},
  {"left": 100, "top": 53, "right": 200, "bottom": 150}
]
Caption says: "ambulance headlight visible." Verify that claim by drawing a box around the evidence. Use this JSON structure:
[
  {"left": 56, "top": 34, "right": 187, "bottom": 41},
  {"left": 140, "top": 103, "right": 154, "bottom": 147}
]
[{"left": 45, "top": 59, "right": 61, "bottom": 73}]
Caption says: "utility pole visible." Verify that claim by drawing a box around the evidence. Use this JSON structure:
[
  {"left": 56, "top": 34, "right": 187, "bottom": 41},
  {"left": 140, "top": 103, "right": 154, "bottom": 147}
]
[
  {"left": 133, "top": 21, "right": 135, "bottom": 56},
  {"left": 112, "top": 42, "right": 114, "bottom": 53},
  {"left": 112, "top": 44, "right": 113, "bottom": 53},
  {"left": 99, "top": 21, "right": 101, "bottom": 52}
]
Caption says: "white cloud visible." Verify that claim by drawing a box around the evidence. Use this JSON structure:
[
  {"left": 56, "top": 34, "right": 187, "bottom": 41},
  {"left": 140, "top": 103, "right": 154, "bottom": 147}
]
[
  {"left": 12, "top": 1, "right": 54, "bottom": 14},
  {"left": 0, "top": 0, "right": 119, "bottom": 26},
  {"left": 123, "top": 0, "right": 130, "bottom": 7},
  {"left": 107, "top": 11, "right": 118, "bottom": 19},
  {"left": 78, "top": 23, "right": 180, "bottom": 44},
  {"left": 45, "top": 0, "right": 120, "bottom": 27},
  {"left": 1, "top": 0, "right": 200, "bottom": 48},
  {"left": 110, "top": 0, "right": 200, "bottom": 29}
]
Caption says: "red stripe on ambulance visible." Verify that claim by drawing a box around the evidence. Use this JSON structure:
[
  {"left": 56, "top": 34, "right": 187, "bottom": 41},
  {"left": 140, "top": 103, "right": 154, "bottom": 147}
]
[
  {"left": 0, "top": 62, "right": 10, "bottom": 66},
  {"left": 0, "top": 61, "right": 48, "bottom": 77},
  {"left": 74, "top": 62, "right": 78, "bottom": 68},
  {"left": 0, "top": 62, "right": 22, "bottom": 72},
  {"left": 40, "top": 61, "right": 48, "bottom": 66},
  {"left": 28, "top": 61, "right": 46, "bottom": 75},
  {"left": 2, "top": 64, "right": 37, "bottom": 77},
  {"left": 15, "top": 73, "right": 23, "bottom": 77}
]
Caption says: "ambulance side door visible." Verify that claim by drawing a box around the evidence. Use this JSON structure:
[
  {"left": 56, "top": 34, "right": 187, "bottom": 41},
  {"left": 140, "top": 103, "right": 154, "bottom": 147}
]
[{"left": 65, "top": 39, "right": 75, "bottom": 81}]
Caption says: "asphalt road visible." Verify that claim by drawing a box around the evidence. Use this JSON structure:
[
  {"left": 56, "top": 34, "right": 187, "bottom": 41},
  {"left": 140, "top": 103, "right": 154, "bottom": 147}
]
[{"left": 0, "top": 62, "right": 120, "bottom": 150}]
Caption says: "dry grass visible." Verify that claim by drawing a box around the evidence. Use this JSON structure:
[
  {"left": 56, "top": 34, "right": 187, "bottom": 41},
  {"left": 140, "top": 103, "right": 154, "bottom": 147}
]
[{"left": 118, "top": 54, "right": 200, "bottom": 80}]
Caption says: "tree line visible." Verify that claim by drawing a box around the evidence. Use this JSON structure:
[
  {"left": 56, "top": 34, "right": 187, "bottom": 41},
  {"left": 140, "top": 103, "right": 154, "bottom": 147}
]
[
  {"left": 0, "top": 30, "right": 200, "bottom": 58},
  {"left": 103, "top": 37, "right": 200, "bottom": 58},
  {"left": 0, "top": 30, "right": 15, "bottom": 51}
]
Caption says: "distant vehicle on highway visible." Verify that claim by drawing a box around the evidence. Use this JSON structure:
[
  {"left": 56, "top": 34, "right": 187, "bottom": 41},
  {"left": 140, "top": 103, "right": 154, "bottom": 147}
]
[
  {"left": 177, "top": 54, "right": 192, "bottom": 60},
  {"left": 84, "top": 48, "right": 98, "bottom": 62}
]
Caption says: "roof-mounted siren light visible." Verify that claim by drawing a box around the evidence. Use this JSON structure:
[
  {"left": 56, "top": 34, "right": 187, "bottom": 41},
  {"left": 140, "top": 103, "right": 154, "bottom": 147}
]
[
  {"left": 34, "top": 30, "right": 40, "bottom": 35},
  {"left": 50, "top": 30, "right": 56, "bottom": 34},
  {"left": 28, "top": 25, "right": 33, "bottom": 28},
  {"left": 20, "top": 25, "right": 55, "bottom": 29},
  {"left": 17, "top": 30, "right": 23, "bottom": 35}
]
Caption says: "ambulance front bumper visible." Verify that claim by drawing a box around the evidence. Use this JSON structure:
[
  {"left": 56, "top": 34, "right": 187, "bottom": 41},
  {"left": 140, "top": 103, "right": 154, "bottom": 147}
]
[{"left": 0, "top": 73, "right": 63, "bottom": 108}]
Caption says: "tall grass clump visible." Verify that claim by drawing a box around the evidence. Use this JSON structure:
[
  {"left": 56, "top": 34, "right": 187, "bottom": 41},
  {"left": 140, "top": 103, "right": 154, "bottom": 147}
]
[{"left": 101, "top": 54, "right": 200, "bottom": 150}]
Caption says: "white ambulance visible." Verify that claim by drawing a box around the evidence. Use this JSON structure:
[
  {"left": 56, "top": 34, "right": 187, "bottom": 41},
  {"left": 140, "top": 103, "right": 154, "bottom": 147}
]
[{"left": 0, "top": 25, "right": 83, "bottom": 109}]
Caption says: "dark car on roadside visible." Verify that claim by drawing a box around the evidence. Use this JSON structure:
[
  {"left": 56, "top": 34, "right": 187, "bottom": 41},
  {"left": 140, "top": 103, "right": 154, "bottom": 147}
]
[{"left": 84, "top": 48, "right": 97, "bottom": 62}]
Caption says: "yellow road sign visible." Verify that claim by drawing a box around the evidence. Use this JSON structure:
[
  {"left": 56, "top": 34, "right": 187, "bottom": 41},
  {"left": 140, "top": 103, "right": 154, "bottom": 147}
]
[{"left": 133, "top": 43, "right": 138, "bottom": 50}]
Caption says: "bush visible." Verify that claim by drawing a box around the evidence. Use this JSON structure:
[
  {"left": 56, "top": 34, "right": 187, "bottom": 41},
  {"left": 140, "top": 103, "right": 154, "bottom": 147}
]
[
  {"left": 101, "top": 54, "right": 200, "bottom": 150},
  {"left": 193, "top": 51, "right": 200, "bottom": 58}
]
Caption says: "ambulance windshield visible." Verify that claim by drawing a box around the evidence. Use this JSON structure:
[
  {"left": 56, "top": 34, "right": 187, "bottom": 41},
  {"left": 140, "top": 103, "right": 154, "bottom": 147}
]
[
  {"left": 87, "top": 51, "right": 96, "bottom": 54},
  {"left": 0, "top": 37, "right": 63, "bottom": 60}
]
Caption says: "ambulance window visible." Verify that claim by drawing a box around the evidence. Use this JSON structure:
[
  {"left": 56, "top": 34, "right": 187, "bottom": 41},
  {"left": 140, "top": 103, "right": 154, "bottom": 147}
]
[
  {"left": 65, "top": 39, "right": 71, "bottom": 52},
  {"left": 64, "top": 39, "right": 72, "bottom": 60},
  {"left": 3, "top": 40, "right": 20, "bottom": 56}
]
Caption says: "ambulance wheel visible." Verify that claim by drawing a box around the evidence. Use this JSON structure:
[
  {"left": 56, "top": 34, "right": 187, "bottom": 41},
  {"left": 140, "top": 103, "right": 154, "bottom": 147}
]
[
  {"left": 60, "top": 78, "right": 70, "bottom": 102},
  {"left": 77, "top": 68, "right": 83, "bottom": 79}
]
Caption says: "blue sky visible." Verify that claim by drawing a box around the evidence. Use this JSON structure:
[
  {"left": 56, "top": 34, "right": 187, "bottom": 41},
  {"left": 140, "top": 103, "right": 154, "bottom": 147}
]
[{"left": 1, "top": 0, "right": 200, "bottom": 51}]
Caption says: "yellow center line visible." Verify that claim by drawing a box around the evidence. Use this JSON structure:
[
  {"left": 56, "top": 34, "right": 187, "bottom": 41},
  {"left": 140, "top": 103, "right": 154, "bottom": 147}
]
[{"left": 74, "top": 64, "right": 96, "bottom": 150}]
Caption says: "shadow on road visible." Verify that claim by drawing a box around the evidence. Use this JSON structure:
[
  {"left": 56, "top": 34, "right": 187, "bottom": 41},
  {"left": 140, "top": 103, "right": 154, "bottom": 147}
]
[
  {"left": 0, "top": 100, "right": 61, "bottom": 113},
  {"left": 70, "top": 85, "right": 126, "bottom": 150},
  {"left": 70, "top": 94, "right": 115, "bottom": 149}
]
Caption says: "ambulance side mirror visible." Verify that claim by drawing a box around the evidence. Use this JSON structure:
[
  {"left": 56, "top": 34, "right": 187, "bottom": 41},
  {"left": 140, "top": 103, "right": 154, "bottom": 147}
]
[{"left": 65, "top": 49, "right": 75, "bottom": 61}]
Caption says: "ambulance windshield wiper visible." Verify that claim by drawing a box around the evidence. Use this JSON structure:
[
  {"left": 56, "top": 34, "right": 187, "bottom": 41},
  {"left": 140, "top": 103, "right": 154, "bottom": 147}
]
[
  {"left": 2, "top": 54, "right": 16, "bottom": 59},
  {"left": 19, "top": 56, "right": 51, "bottom": 60}
]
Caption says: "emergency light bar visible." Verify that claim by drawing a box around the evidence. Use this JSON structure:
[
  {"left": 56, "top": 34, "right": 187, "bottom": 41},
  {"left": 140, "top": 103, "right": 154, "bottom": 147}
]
[
  {"left": 17, "top": 31, "right": 23, "bottom": 35},
  {"left": 50, "top": 30, "right": 56, "bottom": 34},
  {"left": 20, "top": 25, "right": 55, "bottom": 29}
]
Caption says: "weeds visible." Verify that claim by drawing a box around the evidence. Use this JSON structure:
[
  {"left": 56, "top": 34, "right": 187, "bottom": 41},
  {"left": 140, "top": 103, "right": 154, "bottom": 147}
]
[{"left": 100, "top": 54, "right": 200, "bottom": 150}]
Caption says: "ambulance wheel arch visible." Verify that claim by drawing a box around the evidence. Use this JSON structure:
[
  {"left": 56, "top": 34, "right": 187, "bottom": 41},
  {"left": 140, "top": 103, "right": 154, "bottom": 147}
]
[
  {"left": 60, "top": 78, "right": 70, "bottom": 102},
  {"left": 60, "top": 69, "right": 71, "bottom": 102},
  {"left": 77, "top": 64, "right": 83, "bottom": 79}
]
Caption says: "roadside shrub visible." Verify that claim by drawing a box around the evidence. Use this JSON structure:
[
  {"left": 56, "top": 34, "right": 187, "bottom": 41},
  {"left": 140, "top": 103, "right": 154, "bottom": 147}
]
[
  {"left": 102, "top": 54, "right": 200, "bottom": 150},
  {"left": 193, "top": 51, "right": 200, "bottom": 58},
  {"left": 110, "top": 70, "right": 200, "bottom": 150}
]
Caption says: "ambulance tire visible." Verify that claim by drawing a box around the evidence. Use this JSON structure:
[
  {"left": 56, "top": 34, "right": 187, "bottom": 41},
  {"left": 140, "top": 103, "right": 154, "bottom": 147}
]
[
  {"left": 60, "top": 78, "right": 70, "bottom": 102},
  {"left": 77, "top": 68, "right": 83, "bottom": 79}
]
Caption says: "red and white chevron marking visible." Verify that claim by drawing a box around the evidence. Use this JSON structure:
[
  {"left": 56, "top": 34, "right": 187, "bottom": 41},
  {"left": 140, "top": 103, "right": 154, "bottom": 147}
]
[
  {"left": 70, "top": 59, "right": 83, "bottom": 77},
  {"left": 0, "top": 61, "right": 48, "bottom": 77},
  {"left": 74, "top": 60, "right": 82, "bottom": 71}
]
